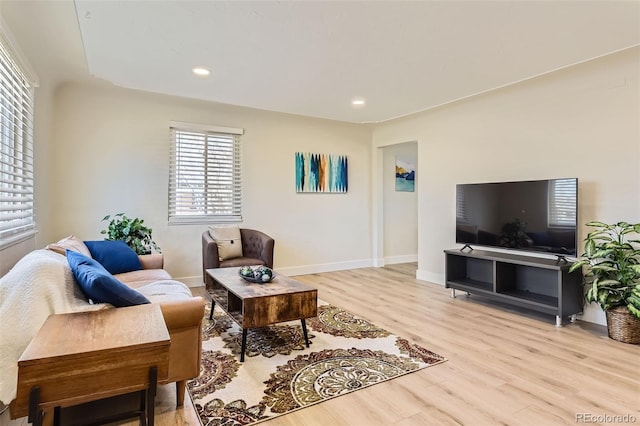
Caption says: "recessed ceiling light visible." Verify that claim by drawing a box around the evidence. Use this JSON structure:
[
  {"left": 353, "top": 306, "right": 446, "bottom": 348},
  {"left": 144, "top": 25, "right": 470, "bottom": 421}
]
[
  {"left": 351, "top": 97, "right": 366, "bottom": 107},
  {"left": 192, "top": 67, "right": 211, "bottom": 77}
]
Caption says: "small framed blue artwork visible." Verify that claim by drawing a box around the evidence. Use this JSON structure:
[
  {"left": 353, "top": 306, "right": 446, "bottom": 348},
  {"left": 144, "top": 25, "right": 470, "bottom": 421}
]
[
  {"left": 295, "top": 152, "right": 348, "bottom": 193},
  {"left": 395, "top": 156, "right": 415, "bottom": 192}
]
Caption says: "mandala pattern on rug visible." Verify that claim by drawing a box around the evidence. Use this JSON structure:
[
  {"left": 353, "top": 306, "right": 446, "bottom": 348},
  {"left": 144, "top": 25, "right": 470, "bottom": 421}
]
[
  {"left": 195, "top": 398, "right": 268, "bottom": 426},
  {"left": 307, "top": 304, "right": 391, "bottom": 339},
  {"left": 396, "top": 337, "right": 446, "bottom": 364},
  {"left": 222, "top": 324, "right": 315, "bottom": 358},
  {"left": 189, "top": 302, "right": 447, "bottom": 426},
  {"left": 202, "top": 313, "right": 234, "bottom": 340},
  {"left": 261, "top": 347, "right": 421, "bottom": 413},
  {"left": 188, "top": 350, "right": 240, "bottom": 400}
]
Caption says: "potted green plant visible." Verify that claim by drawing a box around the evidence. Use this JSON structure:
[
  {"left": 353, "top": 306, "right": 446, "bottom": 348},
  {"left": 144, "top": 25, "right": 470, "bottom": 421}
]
[
  {"left": 569, "top": 221, "right": 640, "bottom": 343},
  {"left": 499, "top": 218, "right": 528, "bottom": 248},
  {"left": 101, "top": 213, "right": 161, "bottom": 255}
]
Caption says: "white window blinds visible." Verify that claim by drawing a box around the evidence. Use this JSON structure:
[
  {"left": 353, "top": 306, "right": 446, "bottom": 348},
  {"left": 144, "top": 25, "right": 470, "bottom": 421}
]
[
  {"left": 456, "top": 185, "right": 467, "bottom": 222},
  {"left": 548, "top": 178, "right": 577, "bottom": 227},
  {"left": 0, "top": 35, "right": 35, "bottom": 247},
  {"left": 169, "top": 122, "right": 243, "bottom": 224}
]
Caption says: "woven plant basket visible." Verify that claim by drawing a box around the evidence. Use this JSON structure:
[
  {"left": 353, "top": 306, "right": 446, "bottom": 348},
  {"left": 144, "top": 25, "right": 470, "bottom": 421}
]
[{"left": 605, "top": 306, "right": 640, "bottom": 344}]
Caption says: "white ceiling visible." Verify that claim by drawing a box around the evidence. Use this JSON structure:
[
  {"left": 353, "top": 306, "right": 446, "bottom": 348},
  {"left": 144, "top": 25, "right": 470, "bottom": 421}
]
[{"left": 7, "top": 1, "right": 640, "bottom": 124}]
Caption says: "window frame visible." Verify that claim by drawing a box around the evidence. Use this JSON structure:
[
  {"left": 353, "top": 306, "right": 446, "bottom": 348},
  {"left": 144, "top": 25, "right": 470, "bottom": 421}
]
[
  {"left": 0, "top": 25, "right": 38, "bottom": 249},
  {"left": 168, "top": 121, "right": 243, "bottom": 225}
]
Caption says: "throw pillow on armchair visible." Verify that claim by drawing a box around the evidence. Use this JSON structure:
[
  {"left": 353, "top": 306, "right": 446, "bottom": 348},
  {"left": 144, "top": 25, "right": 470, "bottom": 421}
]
[{"left": 208, "top": 225, "right": 243, "bottom": 261}]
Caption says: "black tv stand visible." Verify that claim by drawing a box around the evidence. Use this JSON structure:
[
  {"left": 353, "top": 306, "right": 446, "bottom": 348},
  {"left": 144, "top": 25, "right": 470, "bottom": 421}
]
[
  {"left": 555, "top": 255, "right": 568, "bottom": 265},
  {"left": 444, "top": 249, "right": 583, "bottom": 326},
  {"left": 459, "top": 244, "right": 473, "bottom": 252}
]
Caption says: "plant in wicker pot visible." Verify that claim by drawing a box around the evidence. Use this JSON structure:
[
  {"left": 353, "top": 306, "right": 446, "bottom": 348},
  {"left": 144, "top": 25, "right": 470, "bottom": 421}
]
[
  {"left": 101, "top": 213, "right": 161, "bottom": 255},
  {"left": 569, "top": 221, "right": 640, "bottom": 344}
]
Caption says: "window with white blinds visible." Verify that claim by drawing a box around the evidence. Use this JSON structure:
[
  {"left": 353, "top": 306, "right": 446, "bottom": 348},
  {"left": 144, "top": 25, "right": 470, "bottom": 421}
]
[
  {"left": 0, "top": 35, "right": 36, "bottom": 247},
  {"left": 169, "top": 122, "right": 243, "bottom": 224},
  {"left": 548, "top": 178, "right": 577, "bottom": 227},
  {"left": 456, "top": 185, "right": 467, "bottom": 222}
]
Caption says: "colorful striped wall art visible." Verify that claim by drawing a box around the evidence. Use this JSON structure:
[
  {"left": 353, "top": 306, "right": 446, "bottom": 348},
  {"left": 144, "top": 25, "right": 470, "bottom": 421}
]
[{"left": 295, "top": 152, "right": 348, "bottom": 193}]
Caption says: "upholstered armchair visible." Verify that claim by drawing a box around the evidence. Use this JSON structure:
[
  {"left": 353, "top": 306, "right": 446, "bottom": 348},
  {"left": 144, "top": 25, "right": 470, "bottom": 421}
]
[{"left": 201, "top": 228, "right": 275, "bottom": 289}]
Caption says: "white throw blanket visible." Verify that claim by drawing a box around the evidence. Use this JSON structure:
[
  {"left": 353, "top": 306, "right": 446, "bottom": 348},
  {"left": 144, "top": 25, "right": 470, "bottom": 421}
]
[{"left": 0, "top": 249, "right": 107, "bottom": 405}]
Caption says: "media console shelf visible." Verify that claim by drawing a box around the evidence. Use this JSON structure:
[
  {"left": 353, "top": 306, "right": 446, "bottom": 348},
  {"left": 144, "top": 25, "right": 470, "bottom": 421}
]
[{"left": 444, "top": 249, "right": 583, "bottom": 326}]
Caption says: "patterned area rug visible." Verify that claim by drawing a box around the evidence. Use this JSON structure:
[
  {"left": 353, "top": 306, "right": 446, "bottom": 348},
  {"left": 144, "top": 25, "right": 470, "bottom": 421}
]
[{"left": 187, "top": 303, "right": 446, "bottom": 425}]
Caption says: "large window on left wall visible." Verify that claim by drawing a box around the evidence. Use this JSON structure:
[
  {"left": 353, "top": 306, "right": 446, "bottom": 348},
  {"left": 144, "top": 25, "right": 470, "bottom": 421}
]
[{"left": 0, "top": 29, "right": 37, "bottom": 249}]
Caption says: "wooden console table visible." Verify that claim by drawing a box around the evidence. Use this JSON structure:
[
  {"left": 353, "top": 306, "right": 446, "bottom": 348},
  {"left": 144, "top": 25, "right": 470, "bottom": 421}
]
[{"left": 12, "top": 304, "right": 170, "bottom": 426}]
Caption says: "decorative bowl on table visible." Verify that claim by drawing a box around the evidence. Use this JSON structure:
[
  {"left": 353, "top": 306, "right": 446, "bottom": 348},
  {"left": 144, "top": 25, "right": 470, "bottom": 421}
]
[{"left": 238, "top": 265, "right": 275, "bottom": 283}]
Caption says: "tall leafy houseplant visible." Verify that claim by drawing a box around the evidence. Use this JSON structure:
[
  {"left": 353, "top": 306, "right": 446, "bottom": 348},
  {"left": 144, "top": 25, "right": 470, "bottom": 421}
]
[
  {"left": 569, "top": 221, "right": 640, "bottom": 342},
  {"left": 101, "top": 213, "right": 161, "bottom": 255}
]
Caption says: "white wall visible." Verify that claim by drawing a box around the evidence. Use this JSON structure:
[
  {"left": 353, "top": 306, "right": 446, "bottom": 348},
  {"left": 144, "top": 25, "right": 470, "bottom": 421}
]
[
  {"left": 0, "top": 16, "right": 58, "bottom": 276},
  {"left": 382, "top": 142, "right": 418, "bottom": 263},
  {"left": 372, "top": 47, "right": 640, "bottom": 325},
  {"left": 50, "top": 82, "right": 373, "bottom": 284}
]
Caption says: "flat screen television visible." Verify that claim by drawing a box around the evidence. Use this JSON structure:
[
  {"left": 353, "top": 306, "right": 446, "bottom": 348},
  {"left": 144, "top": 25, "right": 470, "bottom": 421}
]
[{"left": 456, "top": 178, "right": 578, "bottom": 257}]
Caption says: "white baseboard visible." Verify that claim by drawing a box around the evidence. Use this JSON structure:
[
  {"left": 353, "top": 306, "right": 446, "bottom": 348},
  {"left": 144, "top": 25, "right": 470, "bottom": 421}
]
[
  {"left": 277, "top": 259, "right": 373, "bottom": 277},
  {"left": 177, "top": 259, "right": 374, "bottom": 286},
  {"left": 384, "top": 254, "right": 418, "bottom": 265},
  {"left": 372, "top": 257, "right": 385, "bottom": 267},
  {"left": 185, "top": 257, "right": 422, "bottom": 284}
]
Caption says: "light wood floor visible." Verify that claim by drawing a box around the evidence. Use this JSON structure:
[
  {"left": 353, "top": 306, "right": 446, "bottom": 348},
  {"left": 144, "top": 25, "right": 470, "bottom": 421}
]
[{"left": 2, "top": 263, "right": 638, "bottom": 426}]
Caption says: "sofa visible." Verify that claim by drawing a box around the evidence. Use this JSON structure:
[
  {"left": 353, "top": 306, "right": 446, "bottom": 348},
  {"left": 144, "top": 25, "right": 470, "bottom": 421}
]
[
  {"left": 202, "top": 228, "right": 274, "bottom": 289},
  {"left": 0, "top": 236, "right": 205, "bottom": 419}
]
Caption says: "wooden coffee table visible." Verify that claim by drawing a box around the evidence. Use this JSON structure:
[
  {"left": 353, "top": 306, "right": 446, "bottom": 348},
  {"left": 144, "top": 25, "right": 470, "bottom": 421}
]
[
  {"left": 11, "top": 304, "right": 170, "bottom": 426},
  {"left": 206, "top": 268, "right": 318, "bottom": 362}
]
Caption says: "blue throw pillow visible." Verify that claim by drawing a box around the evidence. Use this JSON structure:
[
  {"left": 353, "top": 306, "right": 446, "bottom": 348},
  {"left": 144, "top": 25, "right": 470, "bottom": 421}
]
[
  {"left": 84, "top": 240, "right": 143, "bottom": 275},
  {"left": 66, "top": 250, "right": 150, "bottom": 307}
]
